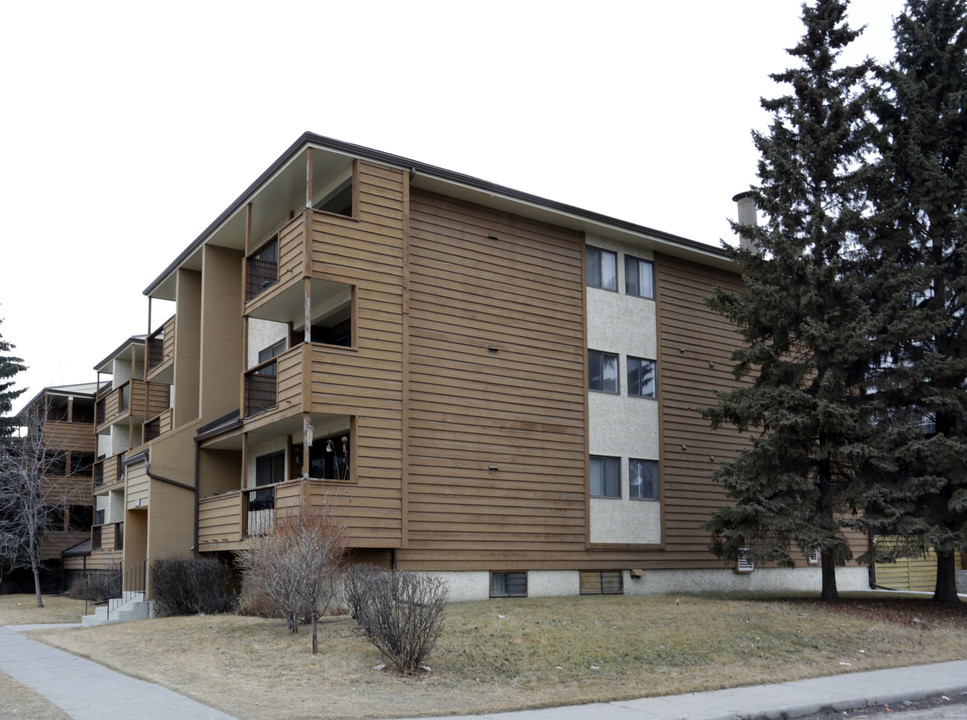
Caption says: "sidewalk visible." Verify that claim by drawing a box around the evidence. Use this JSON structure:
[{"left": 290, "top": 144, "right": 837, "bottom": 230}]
[
  {"left": 2, "top": 623, "right": 966, "bottom": 720},
  {"left": 0, "top": 625, "right": 238, "bottom": 720}
]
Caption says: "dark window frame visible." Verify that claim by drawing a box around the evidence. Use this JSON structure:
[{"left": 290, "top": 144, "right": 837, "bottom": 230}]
[
  {"left": 587, "top": 246, "right": 618, "bottom": 291},
  {"left": 627, "top": 356, "right": 657, "bottom": 399},
  {"left": 590, "top": 455, "right": 621, "bottom": 498},
  {"left": 588, "top": 350, "right": 620, "bottom": 394},
  {"left": 490, "top": 571, "right": 528, "bottom": 598},
  {"left": 629, "top": 458, "right": 659, "bottom": 500},
  {"left": 625, "top": 255, "right": 655, "bottom": 299},
  {"left": 580, "top": 570, "right": 624, "bottom": 595}
]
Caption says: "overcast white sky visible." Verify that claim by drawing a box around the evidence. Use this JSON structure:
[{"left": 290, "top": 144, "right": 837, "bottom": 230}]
[{"left": 2, "top": 0, "right": 907, "bottom": 411}]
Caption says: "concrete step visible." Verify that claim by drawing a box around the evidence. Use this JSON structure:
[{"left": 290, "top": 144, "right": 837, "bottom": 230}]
[{"left": 81, "top": 600, "right": 150, "bottom": 627}]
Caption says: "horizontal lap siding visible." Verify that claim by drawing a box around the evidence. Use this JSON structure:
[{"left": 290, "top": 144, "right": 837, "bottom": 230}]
[
  {"left": 656, "top": 253, "right": 748, "bottom": 568},
  {"left": 44, "top": 422, "right": 95, "bottom": 452},
  {"left": 312, "top": 162, "right": 406, "bottom": 546},
  {"left": 401, "top": 190, "right": 586, "bottom": 570}
]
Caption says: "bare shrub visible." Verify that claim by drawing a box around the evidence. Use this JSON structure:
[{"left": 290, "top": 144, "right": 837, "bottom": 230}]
[
  {"left": 237, "top": 573, "right": 286, "bottom": 619},
  {"left": 68, "top": 571, "right": 120, "bottom": 603},
  {"left": 151, "top": 557, "right": 237, "bottom": 616},
  {"left": 348, "top": 565, "right": 448, "bottom": 674},
  {"left": 234, "top": 502, "right": 345, "bottom": 652},
  {"left": 343, "top": 563, "right": 383, "bottom": 622}
]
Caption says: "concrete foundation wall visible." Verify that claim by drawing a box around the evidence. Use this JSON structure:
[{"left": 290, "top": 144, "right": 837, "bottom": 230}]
[{"left": 421, "top": 566, "right": 871, "bottom": 602}]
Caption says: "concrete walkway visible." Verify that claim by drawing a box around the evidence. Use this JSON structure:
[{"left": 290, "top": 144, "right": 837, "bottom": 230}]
[
  {"left": 2, "top": 623, "right": 966, "bottom": 720},
  {"left": 0, "top": 625, "right": 239, "bottom": 720}
]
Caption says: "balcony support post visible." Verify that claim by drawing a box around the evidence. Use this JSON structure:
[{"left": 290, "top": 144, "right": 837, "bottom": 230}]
[{"left": 302, "top": 413, "right": 311, "bottom": 480}]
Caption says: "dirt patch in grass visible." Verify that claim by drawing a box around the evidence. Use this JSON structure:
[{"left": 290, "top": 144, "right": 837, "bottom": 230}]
[{"left": 16, "top": 593, "right": 967, "bottom": 720}]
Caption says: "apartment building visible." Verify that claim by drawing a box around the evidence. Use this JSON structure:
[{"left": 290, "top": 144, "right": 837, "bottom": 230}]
[
  {"left": 2, "top": 383, "right": 97, "bottom": 592},
  {"left": 83, "top": 134, "right": 871, "bottom": 600}
]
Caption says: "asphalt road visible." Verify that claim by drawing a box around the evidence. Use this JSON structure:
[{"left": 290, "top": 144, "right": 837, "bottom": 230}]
[{"left": 801, "top": 694, "right": 967, "bottom": 720}]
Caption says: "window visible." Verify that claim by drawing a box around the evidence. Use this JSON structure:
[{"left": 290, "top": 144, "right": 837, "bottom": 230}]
[
  {"left": 292, "top": 432, "right": 351, "bottom": 481},
  {"left": 252, "top": 451, "right": 284, "bottom": 511},
  {"left": 590, "top": 455, "right": 620, "bottom": 498},
  {"left": 580, "top": 570, "right": 624, "bottom": 595},
  {"left": 258, "top": 339, "right": 286, "bottom": 364},
  {"left": 588, "top": 350, "right": 619, "bottom": 394},
  {"left": 490, "top": 571, "right": 527, "bottom": 597},
  {"left": 587, "top": 246, "right": 617, "bottom": 290},
  {"left": 625, "top": 255, "right": 654, "bottom": 298},
  {"left": 627, "top": 357, "right": 656, "bottom": 398},
  {"left": 629, "top": 459, "right": 659, "bottom": 500}
]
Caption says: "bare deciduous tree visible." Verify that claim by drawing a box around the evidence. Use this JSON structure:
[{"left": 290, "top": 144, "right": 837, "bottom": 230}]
[
  {"left": 0, "top": 401, "right": 91, "bottom": 608},
  {"left": 235, "top": 499, "right": 346, "bottom": 653}
]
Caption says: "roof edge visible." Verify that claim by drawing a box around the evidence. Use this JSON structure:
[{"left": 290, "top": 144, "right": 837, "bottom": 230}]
[{"left": 144, "top": 132, "right": 728, "bottom": 295}]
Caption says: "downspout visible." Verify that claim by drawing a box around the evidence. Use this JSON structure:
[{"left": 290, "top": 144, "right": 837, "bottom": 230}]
[{"left": 193, "top": 441, "right": 200, "bottom": 558}]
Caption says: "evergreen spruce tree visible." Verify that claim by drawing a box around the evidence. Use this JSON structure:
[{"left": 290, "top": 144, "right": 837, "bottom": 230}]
[
  {"left": 862, "top": 0, "right": 967, "bottom": 604},
  {"left": 702, "top": 0, "right": 877, "bottom": 600},
  {"left": 0, "top": 316, "right": 26, "bottom": 437}
]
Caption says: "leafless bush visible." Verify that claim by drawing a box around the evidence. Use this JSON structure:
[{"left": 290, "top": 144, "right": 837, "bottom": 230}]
[
  {"left": 151, "top": 557, "right": 237, "bottom": 617},
  {"left": 234, "top": 503, "right": 345, "bottom": 651},
  {"left": 347, "top": 565, "right": 448, "bottom": 674},
  {"left": 68, "top": 572, "right": 120, "bottom": 603},
  {"left": 343, "top": 563, "right": 383, "bottom": 622}
]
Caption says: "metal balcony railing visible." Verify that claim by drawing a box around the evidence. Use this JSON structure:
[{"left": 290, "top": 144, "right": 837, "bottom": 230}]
[
  {"left": 245, "top": 360, "right": 277, "bottom": 417},
  {"left": 246, "top": 236, "right": 279, "bottom": 301}
]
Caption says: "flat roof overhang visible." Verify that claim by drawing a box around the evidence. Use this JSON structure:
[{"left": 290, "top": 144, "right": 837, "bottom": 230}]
[{"left": 144, "top": 133, "right": 734, "bottom": 301}]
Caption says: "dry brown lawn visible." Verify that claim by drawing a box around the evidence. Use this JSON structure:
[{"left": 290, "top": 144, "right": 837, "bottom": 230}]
[
  {"left": 3, "top": 593, "right": 967, "bottom": 720},
  {"left": 0, "top": 670, "right": 71, "bottom": 720}
]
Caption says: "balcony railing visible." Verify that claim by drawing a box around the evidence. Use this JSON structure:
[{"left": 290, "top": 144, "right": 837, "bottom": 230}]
[
  {"left": 245, "top": 359, "right": 277, "bottom": 417},
  {"left": 245, "top": 486, "right": 276, "bottom": 537},
  {"left": 147, "top": 315, "right": 175, "bottom": 375},
  {"left": 246, "top": 235, "right": 279, "bottom": 301},
  {"left": 198, "top": 480, "right": 311, "bottom": 547},
  {"left": 94, "top": 453, "right": 125, "bottom": 489}
]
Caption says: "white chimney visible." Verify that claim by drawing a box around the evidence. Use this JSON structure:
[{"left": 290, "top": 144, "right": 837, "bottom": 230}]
[{"left": 732, "top": 191, "right": 758, "bottom": 252}]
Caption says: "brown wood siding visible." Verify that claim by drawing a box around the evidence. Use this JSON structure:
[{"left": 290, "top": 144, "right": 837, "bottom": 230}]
[
  {"left": 41, "top": 531, "right": 90, "bottom": 560},
  {"left": 306, "top": 162, "right": 406, "bottom": 547},
  {"left": 145, "top": 382, "right": 170, "bottom": 419},
  {"left": 43, "top": 421, "right": 95, "bottom": 453},
  {"left": 399, "top": 190, "right": 586, "bottom": 570},
  {"left": 655, "top": 253, "right": 749, "bottom": 568},
  {"left": 86, "top": 546, "right": 122, "bottom": 571},
  {"left": 126, "top": 461, "right": 149, "bottom": 509},
  {"left": 197, "top": 492, "right": 245, "bottom": 547},
  {"left": 278, "top": 214, "right": 305, "bottom": 281}
]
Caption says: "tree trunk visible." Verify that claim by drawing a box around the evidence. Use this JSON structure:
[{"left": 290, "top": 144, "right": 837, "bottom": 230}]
[
  {"left": 932, "top": 550, "right": 961, "bottom": 604},
  {"left": 820, "top": 554, "right": 839, "bottom": 601},
  {"left": 311, "top": 610, "right": 318, "bottom": 654},
  {"left": 28, "top": 529, "right": 43, "bottom": 608}
]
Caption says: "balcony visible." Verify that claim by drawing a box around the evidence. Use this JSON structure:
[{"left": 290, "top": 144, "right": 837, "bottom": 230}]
[
  {"left": 198, "top": 481, "right": 300, "bottom": 548},
  {"left": 94, "top": 452, "right": 125, "bottom": 491},
  {"left": 143, "top": 408, "right": 173, "bottom": 443},
  {"left": 92, "top": 522, "right": 123, "bottom": 552},
  {"left": 96, "top": 379, "right": 170, "bottom": 431},
  {"left": 41, "top": 420, "right": 96, "bottom": 453},
  {"left": 199, "top": 478, "right": 370, "bottom": 550},
  {"left": 245, "top": 215, "right": 305, "bottom": 317},
  {"left": 147, "top": 315, "right": 175, "bottom": 384},
  {"left": 245, "top": 359, "right": 278, "bottom": 417}
]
